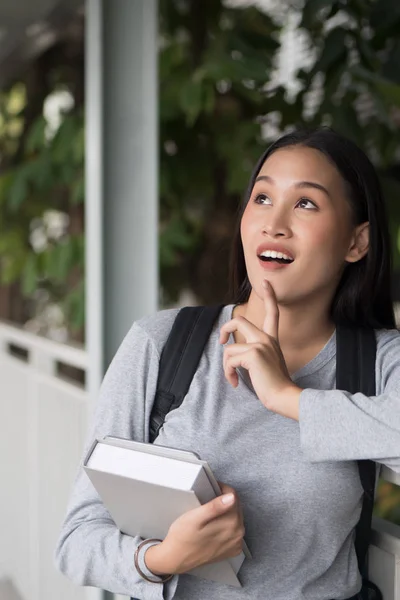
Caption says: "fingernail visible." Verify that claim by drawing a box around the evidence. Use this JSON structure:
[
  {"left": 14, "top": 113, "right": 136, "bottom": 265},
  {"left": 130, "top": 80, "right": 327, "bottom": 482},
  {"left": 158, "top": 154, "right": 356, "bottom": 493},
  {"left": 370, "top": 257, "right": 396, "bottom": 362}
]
[
  {"left": 221, "top": 493, "right": 235, "bottom": 505},
  {"left": 263, "top": 280, "right": 269, "bottom": 289}
]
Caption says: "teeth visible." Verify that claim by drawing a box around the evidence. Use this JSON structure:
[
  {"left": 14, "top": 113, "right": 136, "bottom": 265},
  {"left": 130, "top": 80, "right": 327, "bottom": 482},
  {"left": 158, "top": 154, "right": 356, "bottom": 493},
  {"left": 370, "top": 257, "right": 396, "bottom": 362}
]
[{"left": 260, "top": 250, "right": 293, "bottom": 261}]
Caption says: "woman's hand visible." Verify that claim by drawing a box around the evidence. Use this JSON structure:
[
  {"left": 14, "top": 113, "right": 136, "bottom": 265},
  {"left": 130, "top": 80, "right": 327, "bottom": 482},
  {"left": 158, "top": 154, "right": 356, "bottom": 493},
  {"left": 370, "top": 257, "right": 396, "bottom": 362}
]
[
  {"left": 144, "top": 483, "right": 245, "bottom": 575},
  {"left": 219, "top": 280, "right": 301, "bottom": 418}
]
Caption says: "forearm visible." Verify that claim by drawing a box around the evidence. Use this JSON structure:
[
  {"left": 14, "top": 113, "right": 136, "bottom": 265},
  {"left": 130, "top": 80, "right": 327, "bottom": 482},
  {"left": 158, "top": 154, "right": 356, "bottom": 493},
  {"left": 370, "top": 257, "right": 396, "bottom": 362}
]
[
  {"left": 55, "top": 519, "right": 178, "bottom": 599},
  {"left": 299, "top": 388, "right": 400, "bottom": 467}
]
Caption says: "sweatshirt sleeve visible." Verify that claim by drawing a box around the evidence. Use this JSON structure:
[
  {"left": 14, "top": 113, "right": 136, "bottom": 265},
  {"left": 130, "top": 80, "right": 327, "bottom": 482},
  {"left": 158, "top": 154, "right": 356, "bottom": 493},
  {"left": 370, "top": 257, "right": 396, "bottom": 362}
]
[
  {"left": 54, "top": 321, "right": 179, "bottom": 600},
  {"left": 299, "top": 329, "right": 400, "bottom": 472}
]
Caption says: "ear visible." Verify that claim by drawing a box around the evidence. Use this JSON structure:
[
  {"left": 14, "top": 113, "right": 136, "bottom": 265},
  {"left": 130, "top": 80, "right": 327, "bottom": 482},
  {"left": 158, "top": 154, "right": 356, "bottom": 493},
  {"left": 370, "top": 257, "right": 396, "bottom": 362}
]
[{"left": 345, "top": 222, "right": 369, "bottom": 264}]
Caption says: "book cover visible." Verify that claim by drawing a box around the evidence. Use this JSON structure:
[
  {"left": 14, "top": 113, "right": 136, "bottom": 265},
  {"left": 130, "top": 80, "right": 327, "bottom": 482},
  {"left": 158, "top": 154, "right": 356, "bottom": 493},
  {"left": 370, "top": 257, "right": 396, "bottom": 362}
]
[{"left": 84, "top": 437, "right": 250, "bottom": 587}]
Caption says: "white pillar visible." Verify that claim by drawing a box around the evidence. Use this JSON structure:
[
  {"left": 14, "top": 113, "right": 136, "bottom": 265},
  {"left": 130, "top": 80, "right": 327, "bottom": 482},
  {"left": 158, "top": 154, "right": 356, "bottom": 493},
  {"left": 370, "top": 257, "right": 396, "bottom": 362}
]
[{"left": 85, "top": 0, "right": 158, "bottom": 394}]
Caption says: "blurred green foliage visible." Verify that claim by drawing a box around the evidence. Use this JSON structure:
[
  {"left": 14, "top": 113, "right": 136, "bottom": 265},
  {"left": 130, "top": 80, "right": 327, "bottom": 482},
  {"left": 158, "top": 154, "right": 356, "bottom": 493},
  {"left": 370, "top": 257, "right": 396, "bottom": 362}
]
[
  {"left": 375, "top": 480, "right": 400, "bottom": 524},
  {"left": 159, "top": 0, "right": 400, "bottom": 304},
  {"left": 0, "top": 83, "right": 84, "bottom": 331}
]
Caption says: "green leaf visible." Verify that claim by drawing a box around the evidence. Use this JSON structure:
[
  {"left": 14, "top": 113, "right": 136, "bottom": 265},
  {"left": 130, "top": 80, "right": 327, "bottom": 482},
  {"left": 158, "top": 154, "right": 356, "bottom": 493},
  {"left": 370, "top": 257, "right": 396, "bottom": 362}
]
[
  {"left": 71, "top": 176, "right": 85, "bottom": 205},
  {"left": 300, "top": 0, "right": 334, "bottom": 29},
  {"left": 330, "top": 105, "right": 363, "bottom": 146},
  {"left": 381, "top": 40, "right": 400, "bottom": 85},
  {"left": 26, "top": 116, "right": 47, "bottom": 154},
  {"left": 41, "top": 240, "right": 75, "bottom": 283},
  {"left": 159, "top": 43, "right": 187, "bottom": 79},
  {"left": 0, "top": 171, "right": 14, "bottom": 205},
  {"left": 51, "top": 115, "right": 79, "bottom": 164},
  {"left": 8, "top": 172, "right": 28, "bottom": 212},
  {"left": 179, "top": 80, "right": 203, "bottom": 125},
  {"left": 32, "top": 154, "right": 53, "bottom": 191},
  {"left": 351, "top": 66, "right": 400, "bottom": 105},
  {"left": 353, "top": 35, "right": 378, "bottom": 72},
  {"left": 71, "top": 121, "right": 85, "bottom": 165},
  {"left": 370, "top": 0, "right": 400, "bottom": 31},
  {"left": 315, "top": 28, "right": 348, "bottom": 74},
  {"left": 63, "top": 281, "right": 85, "bottom": 332},
  {"left": 55, "top": 241, "right": 75, "bottom": 283},
  {"left": 159, "top": 216, "right": 198, "bottom": 268},
  {"left": 43, "top": 247, "right": 56, "bottom": 280},
  {"left": 158, "top": 240, "right": 178, "bottom": 268},
  {"left": 1, "top": 259, "right": 19, "bottom": 285},
  {"left": 21, "top": 254, "right": 38, "bottom": 295},
  {"left": 203, "top": 83, "right": 215, "bottom": 114},
  {"left": 72, "top": 234, "right": 85, "bottom": 263}
]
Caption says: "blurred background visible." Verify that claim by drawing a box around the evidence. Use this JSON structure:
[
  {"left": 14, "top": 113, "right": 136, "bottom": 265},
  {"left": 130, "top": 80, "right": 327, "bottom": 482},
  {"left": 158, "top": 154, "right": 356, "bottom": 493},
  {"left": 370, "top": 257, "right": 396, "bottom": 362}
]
[{"left": 0, "top": 1, "right": 399, "bottom": 599}]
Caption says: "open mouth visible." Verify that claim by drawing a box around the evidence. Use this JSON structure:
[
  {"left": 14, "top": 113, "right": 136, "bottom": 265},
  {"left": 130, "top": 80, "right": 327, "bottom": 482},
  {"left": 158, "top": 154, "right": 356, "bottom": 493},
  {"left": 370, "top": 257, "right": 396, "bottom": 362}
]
[{"left": 258, "top": 255, "right": 293, "bottom": 265}]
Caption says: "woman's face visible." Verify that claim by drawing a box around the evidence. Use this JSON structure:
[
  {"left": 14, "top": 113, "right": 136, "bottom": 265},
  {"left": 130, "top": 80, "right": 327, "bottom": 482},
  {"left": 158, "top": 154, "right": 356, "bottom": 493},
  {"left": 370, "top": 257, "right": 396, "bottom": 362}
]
[{"left": 240, "top": 145, "right": 368, "bottom": 309}]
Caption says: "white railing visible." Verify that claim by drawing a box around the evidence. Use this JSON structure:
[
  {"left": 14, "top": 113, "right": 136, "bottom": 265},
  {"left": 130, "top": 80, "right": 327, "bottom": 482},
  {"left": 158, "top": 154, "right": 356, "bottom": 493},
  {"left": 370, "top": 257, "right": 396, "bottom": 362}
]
[
  {"left": 0, "top": 321, "right": 99, "bottom": 600},
  {"left": 0, "top": 320, "right": 399, "bottom": 600}
]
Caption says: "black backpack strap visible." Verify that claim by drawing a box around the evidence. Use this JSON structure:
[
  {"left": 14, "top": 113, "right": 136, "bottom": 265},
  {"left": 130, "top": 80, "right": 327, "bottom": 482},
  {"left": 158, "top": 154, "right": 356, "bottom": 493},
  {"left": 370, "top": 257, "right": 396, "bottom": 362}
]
[
  {"left": 336, "top": 326, "right": 377, "bottom": 578},
  {"left": 149, "top": 305, "right": 224, "bottom": 443}
]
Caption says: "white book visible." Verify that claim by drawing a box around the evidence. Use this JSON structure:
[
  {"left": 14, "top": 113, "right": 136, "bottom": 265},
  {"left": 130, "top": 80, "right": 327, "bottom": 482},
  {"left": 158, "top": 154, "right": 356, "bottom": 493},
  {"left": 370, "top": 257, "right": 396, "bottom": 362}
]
[{"left": 84, "top": 436, "right": 251, "bottom": 587}]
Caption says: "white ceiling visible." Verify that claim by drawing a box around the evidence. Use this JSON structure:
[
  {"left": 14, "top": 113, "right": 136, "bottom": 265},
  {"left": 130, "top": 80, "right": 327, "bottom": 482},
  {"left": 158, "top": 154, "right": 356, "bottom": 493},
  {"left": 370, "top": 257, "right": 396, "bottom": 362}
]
[
  {"left": 0, "top": 0, "right": 82, "bottom": 87},
  {"left": 0, "top": 0, "right": 62, "bottom": 24}
]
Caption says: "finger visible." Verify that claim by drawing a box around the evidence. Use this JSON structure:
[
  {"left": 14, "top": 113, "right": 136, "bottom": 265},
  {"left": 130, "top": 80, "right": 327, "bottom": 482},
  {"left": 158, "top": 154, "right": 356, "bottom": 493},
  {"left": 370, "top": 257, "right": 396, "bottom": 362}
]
[
  {"left": 224, "top": 358, "right": 239, "bottom": 388},
  {"left": 223, "top": 343, "right": 262, "bottom": 357},
  {"left": 224, "top": 351, "right": 255, "bottom": 388},
  {"left": 222, "top": 344, "right": 258, "bottom": 374},
  {"left": 197, "top": 492, "right": 236, "bottom": 527},
  {"left": 220, "top": 484, "right": 244, "bottom": 520},
  {"left": 225, "top": 352, "right": 249, "bottom": 374},
  {"left": 262, "top": 280, "right": 279, "bottom": 340},
  {"left": 211, "top": 484, "right": 243, "bottom": 525},
  {"left": 220, "top": 316, "right": 265, "bottom": 345}
]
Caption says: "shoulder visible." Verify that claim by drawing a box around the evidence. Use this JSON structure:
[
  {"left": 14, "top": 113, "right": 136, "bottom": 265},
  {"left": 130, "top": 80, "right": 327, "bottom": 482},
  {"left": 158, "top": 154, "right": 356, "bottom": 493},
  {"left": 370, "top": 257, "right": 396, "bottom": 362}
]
[
  {"left": 121, "top": 304, "right": 232, "bottom": 363},
  {"left": 132, "top": 304, "right": 232, "bottom": 356},
  {"left": 100, "top": 308, "right": 181, "bottom": 389},
  {"left": 133, "top": 307, "right": 181, "bottom": 356},
  {"left": 375, "top": 327, "right": 400, "bottom": 353}
]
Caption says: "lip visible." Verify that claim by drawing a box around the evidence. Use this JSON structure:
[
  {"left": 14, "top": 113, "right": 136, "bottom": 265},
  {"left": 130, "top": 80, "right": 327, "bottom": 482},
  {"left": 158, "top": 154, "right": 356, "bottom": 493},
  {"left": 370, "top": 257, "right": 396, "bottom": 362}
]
[
  {"left": 256, "top": 243, "right": 295, "bottom": 261},
  {"left": 257, "top": 256, "right": 292, "bottom": 271}
]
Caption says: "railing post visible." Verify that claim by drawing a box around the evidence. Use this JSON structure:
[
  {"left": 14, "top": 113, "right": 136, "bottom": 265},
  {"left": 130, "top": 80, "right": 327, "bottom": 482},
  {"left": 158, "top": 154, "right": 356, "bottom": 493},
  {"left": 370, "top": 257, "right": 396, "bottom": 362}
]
[{"left": 31, "top": 348, "right": 56, "bottom": 377}]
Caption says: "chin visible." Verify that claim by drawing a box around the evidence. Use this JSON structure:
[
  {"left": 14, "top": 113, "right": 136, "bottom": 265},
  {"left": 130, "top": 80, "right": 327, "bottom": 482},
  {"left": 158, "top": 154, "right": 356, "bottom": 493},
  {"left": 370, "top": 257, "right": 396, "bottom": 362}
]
[{"left": 260, "top": 282, "right": 297, "bottom": 306}]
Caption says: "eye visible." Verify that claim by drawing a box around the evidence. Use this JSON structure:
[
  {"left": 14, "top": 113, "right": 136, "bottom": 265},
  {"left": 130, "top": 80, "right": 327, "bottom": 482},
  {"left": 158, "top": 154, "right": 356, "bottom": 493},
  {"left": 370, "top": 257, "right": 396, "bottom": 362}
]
[
  {"left": 296, "top": 197, "right": 318, "bottom": 210},
  {"left": 254, "top": 193, "right": 272, "bottom": 205}
]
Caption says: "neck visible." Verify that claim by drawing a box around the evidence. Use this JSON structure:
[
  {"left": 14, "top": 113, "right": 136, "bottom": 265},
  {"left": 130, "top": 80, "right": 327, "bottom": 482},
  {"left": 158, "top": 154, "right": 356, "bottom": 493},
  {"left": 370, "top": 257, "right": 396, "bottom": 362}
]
[{"left": 235, "top": 292, "right": 335, "bottom": 354}]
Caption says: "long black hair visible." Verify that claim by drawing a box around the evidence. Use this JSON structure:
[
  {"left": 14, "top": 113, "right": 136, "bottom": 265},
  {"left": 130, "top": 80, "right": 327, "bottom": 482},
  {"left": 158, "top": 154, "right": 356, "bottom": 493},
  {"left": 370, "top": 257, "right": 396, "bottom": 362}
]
[{"left": 229, "top": 127, "right": 396, "bottom": 329}]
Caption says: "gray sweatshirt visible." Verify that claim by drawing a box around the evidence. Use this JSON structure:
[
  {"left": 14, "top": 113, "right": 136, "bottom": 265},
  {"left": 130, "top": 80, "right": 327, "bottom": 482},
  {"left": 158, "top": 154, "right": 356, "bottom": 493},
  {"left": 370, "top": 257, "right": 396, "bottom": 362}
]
[{"left": 54, "top": 304, "right": 400, "bottom": 600}]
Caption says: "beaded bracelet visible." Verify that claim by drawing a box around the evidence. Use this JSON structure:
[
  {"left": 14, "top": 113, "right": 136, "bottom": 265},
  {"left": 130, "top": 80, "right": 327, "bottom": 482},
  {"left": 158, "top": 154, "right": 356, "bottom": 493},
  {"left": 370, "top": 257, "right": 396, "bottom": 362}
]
[{"left": 134, "top": 538, "right": 174, "bottom": 583}]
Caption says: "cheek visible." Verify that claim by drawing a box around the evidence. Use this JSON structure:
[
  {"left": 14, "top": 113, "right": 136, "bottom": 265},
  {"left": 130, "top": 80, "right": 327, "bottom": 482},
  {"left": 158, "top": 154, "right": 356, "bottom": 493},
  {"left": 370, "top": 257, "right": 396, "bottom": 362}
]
[
  {"left": 301, "top": 215, "right": 351, "bottom": 256},
  {"left": 240, "top": 208, "right": 256, "bottom": 247}
]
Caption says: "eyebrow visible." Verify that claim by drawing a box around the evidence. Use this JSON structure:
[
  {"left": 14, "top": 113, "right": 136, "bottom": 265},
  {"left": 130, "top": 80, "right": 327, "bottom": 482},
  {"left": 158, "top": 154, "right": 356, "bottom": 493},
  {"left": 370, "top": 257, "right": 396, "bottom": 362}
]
[{"left": 255, "top": 175, "right": 331, "bottom": 199}]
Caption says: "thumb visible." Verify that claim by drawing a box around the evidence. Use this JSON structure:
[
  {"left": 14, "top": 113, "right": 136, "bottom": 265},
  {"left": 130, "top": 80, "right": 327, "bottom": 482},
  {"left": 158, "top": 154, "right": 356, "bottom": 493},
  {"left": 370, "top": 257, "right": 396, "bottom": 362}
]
[{"left": 198, "top": 492, "right": 235, "bottom": 526}]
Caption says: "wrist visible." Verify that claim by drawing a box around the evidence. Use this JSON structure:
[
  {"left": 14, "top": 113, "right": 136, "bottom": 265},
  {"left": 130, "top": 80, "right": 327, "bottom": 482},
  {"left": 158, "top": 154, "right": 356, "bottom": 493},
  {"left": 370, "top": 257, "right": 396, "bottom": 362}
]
[
  {"left": 145, "top": 541, "right": 177, "bottom": 576},
  {"left": 267, "top": 384, "right": 302, "bottom": 421}
]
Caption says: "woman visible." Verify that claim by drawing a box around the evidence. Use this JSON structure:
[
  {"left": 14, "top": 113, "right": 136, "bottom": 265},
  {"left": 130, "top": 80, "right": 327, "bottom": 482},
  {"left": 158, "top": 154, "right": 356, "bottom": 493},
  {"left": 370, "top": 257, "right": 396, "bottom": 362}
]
[{"left": 55, "top": 128, "right": 400, "bottom": 600}]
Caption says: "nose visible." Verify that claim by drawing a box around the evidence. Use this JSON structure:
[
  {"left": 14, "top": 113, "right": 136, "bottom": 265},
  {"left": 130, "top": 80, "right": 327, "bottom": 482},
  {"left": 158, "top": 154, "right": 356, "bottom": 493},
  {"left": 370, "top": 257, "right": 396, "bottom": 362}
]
[{"left": 262, "top": 207, "right": 292, "bottom": 238}]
